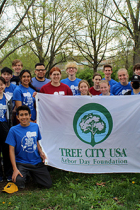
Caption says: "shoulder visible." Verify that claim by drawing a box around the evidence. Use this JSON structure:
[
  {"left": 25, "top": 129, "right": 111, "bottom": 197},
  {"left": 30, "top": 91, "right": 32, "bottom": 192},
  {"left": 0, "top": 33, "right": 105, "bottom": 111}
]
[
  {"left": 10, "top": 83, "right": 17, "bottom": 89},
  {"left": 4, "top": 93, "right": 12, "bottom": 101},
  {"left": 75, "top": 78, "right": 81, "bottom": 82},
  {"left": 61, "top": 78, "right": 68, "bottom": 83}
]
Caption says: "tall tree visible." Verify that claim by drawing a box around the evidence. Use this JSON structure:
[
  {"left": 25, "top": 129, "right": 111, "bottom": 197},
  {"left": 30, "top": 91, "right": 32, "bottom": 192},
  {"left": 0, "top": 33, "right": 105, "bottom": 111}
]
[
  {"left": 95, "top": 0, "right": 140, "bottom": 65},
  {"left": 69, "top": 0, "right": 116, "bottom": 72},
  {"left": 0, "top": 0, "right": 35, "bottom": 63},
  {"left": 20, "top": 0, "right": 77, "bottom": 73}
]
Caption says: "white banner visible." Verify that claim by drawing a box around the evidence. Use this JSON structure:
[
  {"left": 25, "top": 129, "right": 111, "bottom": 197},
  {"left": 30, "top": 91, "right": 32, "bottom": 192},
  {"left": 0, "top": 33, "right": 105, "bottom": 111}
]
[{"left": 36, "top": 93, "right": 140, "bottom": 173}]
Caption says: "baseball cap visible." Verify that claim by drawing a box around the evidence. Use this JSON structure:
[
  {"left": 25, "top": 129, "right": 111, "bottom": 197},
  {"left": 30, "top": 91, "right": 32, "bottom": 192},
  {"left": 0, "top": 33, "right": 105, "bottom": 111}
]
[
  {"left": 131, "top": 75, "right": 140, "bottom": 82},
  {"left": 3, "top": 182, "right": 18, "bottom": 194}
]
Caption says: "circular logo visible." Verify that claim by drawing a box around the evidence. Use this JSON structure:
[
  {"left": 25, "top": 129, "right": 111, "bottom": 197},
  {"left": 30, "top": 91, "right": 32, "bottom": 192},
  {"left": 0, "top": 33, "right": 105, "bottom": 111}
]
[{"left": 73, "top": 103, "right": 113, "bottom": 147}]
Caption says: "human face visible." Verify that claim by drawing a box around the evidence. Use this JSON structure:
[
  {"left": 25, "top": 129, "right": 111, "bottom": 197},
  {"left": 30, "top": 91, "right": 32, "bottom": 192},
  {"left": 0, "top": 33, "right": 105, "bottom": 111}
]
[
  {"left": 50, "top": 71, "right": 61, "bottom": 84},
  {"left": 79, "top": 82, "right": 89, "bottom": 95},
  {"left": 118, "top": 70, "right": 128, "bottom": 85},
  {"left": 0, "top": 80, "right": 5, "bottom": 94},
  {"left": 100, "top": 83, "right": 110, "bottom": 95},
  {"left": 21, "top": 72, "right": 31, "bottom": 87},
  {"left": 134, "top": 69, "right": 140, "bottom": 76},
  {"left": 104, "top": 67, "right": 112, "bottom": 79},
  {"left": 12, "top": 62, "right": 23, "bottom": 76},
  {"left": 92, "top": 76, "right": 102, "bottom": 86},
  {"left": 17, "top": 110, "right": 31, "bottom": 127},
  {"left": 35, "top": 65, "right": 46, "bottom": 80},
  {"left": 66, "top": 67, "right": 77, "bottom": 77},
  {"left": 1, "top": 72, "right": 12, "bottom": 84}
]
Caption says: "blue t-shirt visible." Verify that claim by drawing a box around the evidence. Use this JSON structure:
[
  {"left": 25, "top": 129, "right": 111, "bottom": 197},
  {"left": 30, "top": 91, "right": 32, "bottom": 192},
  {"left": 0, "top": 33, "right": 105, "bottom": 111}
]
[
  {"left": 111, "top": 82, "right": 133, "bottom": 95},
  {"left": 61, "top": 78, "right": 81, "bottom": 95},
  {"left": 31, "top": 77, "right": 50, "bottom": 92},
  {"left": 6, "top": 123, "right": 42, "bottom": 165},
  {"left": 13, "top": 85, "right": 36, "bottom": 121},
  {"left": 102, "top": 78, "right": 118, "bottom": 93},
  {"left": 5, "top": 83, "right": 16, "bottom": 98},
  {"left": 0, "top": 94, "right": 7, "bottom": 122}
]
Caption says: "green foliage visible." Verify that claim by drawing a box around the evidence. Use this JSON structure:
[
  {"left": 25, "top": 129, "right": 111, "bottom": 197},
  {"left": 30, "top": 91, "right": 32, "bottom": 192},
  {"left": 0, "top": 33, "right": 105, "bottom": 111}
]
[{"left": 76, "top": 67, "right": 93, "bottom": 87}]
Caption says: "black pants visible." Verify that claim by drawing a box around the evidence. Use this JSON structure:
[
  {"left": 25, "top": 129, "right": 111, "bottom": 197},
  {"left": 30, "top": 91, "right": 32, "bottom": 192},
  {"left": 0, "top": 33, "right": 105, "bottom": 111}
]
[
  {"left": 0, "top": 121, "right": 12, "bottom": 178},
  {"left": 16, "top": 162, "right": 52, "bottom": 189}
]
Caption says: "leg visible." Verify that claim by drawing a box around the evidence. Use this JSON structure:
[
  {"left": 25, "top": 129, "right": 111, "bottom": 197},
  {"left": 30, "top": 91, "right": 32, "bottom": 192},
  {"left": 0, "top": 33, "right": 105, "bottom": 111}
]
[
  {"left": 16, "top": 163, "right": 29, "bottom": 188},
  {"left": 30, "top": 162, "right": 52, "bottom": 188},
  {"left": 0, "top": 122, "right": 12, "bottom": 178}
]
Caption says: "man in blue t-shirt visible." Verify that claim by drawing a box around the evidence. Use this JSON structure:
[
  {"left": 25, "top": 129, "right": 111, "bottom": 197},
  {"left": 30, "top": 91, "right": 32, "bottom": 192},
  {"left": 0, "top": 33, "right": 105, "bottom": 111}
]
[
  {"left": 102, "top": 64, "right": 118, "bottom": 93},
  {"left": 31, "top": 63, "right": 50, "bottom": 92},
  {"left": 112, "top": 68, "right": 133, "bottom": 95},
  {"left": 61, "top": 62, "right": 81, "bottom": 95},
  {"left": 6, "top": 105, "right": 52, "bottom": 189},
  {"left": 1, "top": 67, "right": 16, "bottom": 99}
]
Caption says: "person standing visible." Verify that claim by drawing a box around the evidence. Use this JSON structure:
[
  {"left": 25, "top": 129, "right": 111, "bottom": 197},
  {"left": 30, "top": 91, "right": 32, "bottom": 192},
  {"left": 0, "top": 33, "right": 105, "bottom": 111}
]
[
  {"left": 89, "top": 73, "right": 102, "bottom": 95},
  {"left": 125, "top": 75, "right": 140, "bottom": 95},
  {"left": 11, "top": 59, "right": 23, "bottom": 85},
  {"left": 61, "top": 62, "right": 81, "bottom": 95},
  {"left": 112, "top": 68, "right": 133, "bottom": 95},
  {"left": 102, "top": 64, "right": 118, "bottom": 92},
  {"left": 133, "top": 63, "right": 140, "bottom": 76},
  {"left": 13, "top": 70, "right": 36, "bottom": 122},
  {"left": 31, "top": 63, "right": 50, "bottom": 92},
  {"left": 0, "top": 76, "right": 13, "bottom": 182},
  {"left": 40, "top": 67, "right": 73, "bottom": 95},
  {"left": 1, "top": 67, "right": 16, "bottom": 99}
]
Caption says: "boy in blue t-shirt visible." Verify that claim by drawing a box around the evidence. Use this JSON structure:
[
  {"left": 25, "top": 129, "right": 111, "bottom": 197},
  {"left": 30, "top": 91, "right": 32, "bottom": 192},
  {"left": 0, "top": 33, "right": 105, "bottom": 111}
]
[
  {"left": 111, "top": 68, "right": 133, "bottom": 95},
  {"left": 1, "top": 67, "right": 16, "bottom": 99},
  {"left": 6, "top": 105, "right": 52, "bottom": 189},
  {"left": 102, "top": 64, "right": 118, "bottom": 93},
  {"left": 61, "top": 62, "right": 81, "bottom": 95}
]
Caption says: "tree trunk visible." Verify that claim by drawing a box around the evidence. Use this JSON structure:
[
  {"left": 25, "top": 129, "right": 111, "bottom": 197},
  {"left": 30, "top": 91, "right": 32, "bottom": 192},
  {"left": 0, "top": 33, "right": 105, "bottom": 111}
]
[{"left": 133, "top": 30, "right": 140, "bottom": 65}]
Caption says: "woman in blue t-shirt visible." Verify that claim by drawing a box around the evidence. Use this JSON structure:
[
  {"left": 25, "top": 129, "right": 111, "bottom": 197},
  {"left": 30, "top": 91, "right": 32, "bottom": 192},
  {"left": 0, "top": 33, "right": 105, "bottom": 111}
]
[
  {"left": 99, "top": 80, "right": 114, "bottom": 96},
  {"left": 0, "top": 76, "right": 13, "bottom": 182},
  {"left": 13, "top": 70, "right": 37, "bottom": 122}
]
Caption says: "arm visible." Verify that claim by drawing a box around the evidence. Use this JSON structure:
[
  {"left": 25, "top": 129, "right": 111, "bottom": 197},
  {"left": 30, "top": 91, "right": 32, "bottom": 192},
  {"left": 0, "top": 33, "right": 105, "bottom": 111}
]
[
  {"left": 37, "top": 141, "right": 46, "bottom": 163},
  {"left": 15, "top": 100, "right": 22, "bottom": 108},
  {"left": 9, "top": 145, "right": 23, "bottom": 182}
]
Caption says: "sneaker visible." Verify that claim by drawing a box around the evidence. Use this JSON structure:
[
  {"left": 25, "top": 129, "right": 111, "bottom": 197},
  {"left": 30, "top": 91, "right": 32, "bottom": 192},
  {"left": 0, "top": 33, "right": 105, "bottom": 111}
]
[
  {"left": 6, "top": 176, "right": 12, "bottom": 182},
  {"left": 0, "top": 177, "right": 3, "bottom": 182}
]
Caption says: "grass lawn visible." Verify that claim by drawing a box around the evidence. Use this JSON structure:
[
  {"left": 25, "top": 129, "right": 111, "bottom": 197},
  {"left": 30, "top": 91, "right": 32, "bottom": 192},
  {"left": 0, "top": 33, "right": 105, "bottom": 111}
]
[{"left": 0, "top": 168, "right": 140, "bottom": 210}]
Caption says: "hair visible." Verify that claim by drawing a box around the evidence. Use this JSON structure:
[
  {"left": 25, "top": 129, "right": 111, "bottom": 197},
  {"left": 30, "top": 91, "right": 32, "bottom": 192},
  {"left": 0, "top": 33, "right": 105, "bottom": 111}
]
[
  {"left": 133, "top": 63, "right": 140, "bottom": 72},
  {"left": 65, "top": 62, "right": 78, "bottom": 70},
  {"left": 49, "top": 67, "right": 61, "bottom": 75},
  {"left": 35, "top": 63, "right": 45, "bottom": 68},
  {"left": 1, "top": 67, "right": 13, "bottom": 75},
  {"left": 99, "top": 80, "right": 110, "bottom": 94},
  {"left": 92, "top": 73, "right": 102, "bottom": 79},
  {"left": 20, "top": 70, "right": 37, "bottom": 91},
  {"left": 12, "top": 59, "right": 23, "bottom": 67},
  {"left": 0, "top": 76, "right": 6, "bottom": 85},
  {"left": 78, "top": 80, "right": 92, "bottom": 96},
  {"left": 103, "top": 64, "right": 112, "bottom": 71},
  {"left": 16, "top": 105, "right": 31, "bottom": 115},
  {"left": 117, "top": 68, "right": 128, "bottom": 75},
  {"left": 99, "top": 80, "right": 110, "bottom": 87}
]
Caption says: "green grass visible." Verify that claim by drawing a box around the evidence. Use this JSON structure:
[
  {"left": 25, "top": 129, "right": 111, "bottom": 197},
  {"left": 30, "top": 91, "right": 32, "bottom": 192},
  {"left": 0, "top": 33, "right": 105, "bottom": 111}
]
[{"left": 0, "top": 168, "right": 140, "bottom": 209}]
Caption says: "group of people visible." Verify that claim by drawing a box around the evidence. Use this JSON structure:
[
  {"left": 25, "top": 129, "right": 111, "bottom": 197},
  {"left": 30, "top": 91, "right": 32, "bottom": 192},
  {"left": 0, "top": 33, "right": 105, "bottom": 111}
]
[{"left": 0, "top": 59, "right": 140, "bottom": 190}]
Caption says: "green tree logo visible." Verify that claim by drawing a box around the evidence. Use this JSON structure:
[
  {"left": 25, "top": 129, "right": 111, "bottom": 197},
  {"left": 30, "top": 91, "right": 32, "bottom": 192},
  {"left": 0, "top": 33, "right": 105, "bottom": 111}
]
[
  {"left": 73, "top": 103, "right": 113, "bottom": 147},
  {"left": 79, "top": 114, "right": 106, "bottom": 146}
]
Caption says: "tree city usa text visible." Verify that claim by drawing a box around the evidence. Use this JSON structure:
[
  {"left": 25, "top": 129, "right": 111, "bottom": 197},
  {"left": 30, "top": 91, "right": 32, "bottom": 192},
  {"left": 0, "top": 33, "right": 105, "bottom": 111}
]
[{"left": 59, "top": 148, "right": 128, "bottom": 165}]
